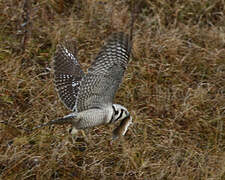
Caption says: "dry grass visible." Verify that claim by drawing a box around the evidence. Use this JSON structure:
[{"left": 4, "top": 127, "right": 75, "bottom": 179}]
[{"left": 0, "top": 0, "right": 225, "bottom": 179}]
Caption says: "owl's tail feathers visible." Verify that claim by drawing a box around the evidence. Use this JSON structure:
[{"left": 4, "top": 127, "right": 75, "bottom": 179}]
[{"left": 33, "top": 113, "right": 77, "bottom": 130}]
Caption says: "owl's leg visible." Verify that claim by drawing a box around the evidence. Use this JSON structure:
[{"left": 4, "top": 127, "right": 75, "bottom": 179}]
[
  {"left": 68, "top": 126, "right": 79, "bottom": 143},
  {"left": 69, "top": 127, "right": 79, "bottom": 135},
  {"left": 69, "top": 126, "right": 90, "bottom": 144}
]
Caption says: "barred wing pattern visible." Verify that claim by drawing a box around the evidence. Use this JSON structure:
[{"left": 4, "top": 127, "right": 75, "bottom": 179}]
[
  {"left": 76, "top": 32, "right": 131, "bottom": 112},
  {"left": 88, "top": 32, "right": 131, "bottom": 74},
  {"left": 53, "top": 41, "right": 85, "bottom": 111}
]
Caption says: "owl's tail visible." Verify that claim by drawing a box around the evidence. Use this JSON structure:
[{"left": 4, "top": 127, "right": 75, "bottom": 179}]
[{"left": 33, "top": 113, "right": 77, "bottom": 130}]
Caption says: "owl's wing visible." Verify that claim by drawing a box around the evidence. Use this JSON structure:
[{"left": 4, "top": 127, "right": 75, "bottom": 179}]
[
  {"left": 53, "top": 40, "right": 85, "bottom": 112},
  {"left": 76, "top": 32, "right": 131, "bottom": 112}
]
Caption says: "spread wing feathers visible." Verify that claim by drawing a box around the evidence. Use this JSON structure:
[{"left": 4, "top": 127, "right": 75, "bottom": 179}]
[
  {"left": 76, "top": 32, "right": 131, "bottom": 112},
  {"left": 88, "top": 32, "right": 131, "bottom": 75},
  {"left": 53, "top": 40, "right": 85, "bottom": 112}
]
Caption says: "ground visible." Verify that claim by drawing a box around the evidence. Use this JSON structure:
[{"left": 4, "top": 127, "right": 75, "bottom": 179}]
[{"left": 0, "top": 0, "right": 225, "bottom": 179}]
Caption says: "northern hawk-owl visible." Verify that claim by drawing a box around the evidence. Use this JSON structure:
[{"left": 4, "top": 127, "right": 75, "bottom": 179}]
[{"left": 36, "top": 32, "right": 133, "bottom": 139}]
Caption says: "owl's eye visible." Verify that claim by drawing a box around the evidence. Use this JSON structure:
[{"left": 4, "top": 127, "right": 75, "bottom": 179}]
[{"left": 115, "top": 109, "right": 119, "bottom": 115}]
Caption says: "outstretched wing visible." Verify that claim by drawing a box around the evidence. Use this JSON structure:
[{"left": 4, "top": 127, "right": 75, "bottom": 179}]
[
  {"left": 53, "top": 40, "right": 85, "bottom": 112},
  {"left": 76, "top": 32, "right": 131, "bottom": 112}
]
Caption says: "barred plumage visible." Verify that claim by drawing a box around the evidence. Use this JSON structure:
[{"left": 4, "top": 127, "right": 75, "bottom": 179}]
[
  {"left": 35, "top": 32, "right": 133, "bottom": 139},
  {"left": 54, "top": 40, "right": 84, "bottom": 111},
  {"left": 77, "top": 33, "right": 130, "bottom": 112}
]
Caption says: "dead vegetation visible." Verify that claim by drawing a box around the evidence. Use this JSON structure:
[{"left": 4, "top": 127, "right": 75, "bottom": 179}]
[{"left": 0, "top": 0, "right": 225, "bottom": 179}]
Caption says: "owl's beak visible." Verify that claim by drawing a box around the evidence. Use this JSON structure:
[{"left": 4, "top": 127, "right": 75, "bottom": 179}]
[{"left": 112, "top": 115, "right": 133, "bottom": 139}]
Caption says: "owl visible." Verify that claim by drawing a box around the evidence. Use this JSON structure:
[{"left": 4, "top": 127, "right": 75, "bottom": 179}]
[{"left": 36, "top": 32, "right": 133, "bottom": 139}]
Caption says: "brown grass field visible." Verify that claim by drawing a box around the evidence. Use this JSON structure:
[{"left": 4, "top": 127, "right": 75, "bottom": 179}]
[{"left": 0, "top": 0, "right": 225, "bottom": 179}]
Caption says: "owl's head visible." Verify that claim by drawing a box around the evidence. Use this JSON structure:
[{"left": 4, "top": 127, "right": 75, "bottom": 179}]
[
  {"left": 111, "top": 104, "right": 130, "bottom": 123},
  {"left": 111, "top": 104, "right": 132, "bottom": 139}
]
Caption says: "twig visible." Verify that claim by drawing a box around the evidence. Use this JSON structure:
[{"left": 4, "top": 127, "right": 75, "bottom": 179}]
[{"left": 21, "top": 0, "right": 31, "bottom": 53}]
